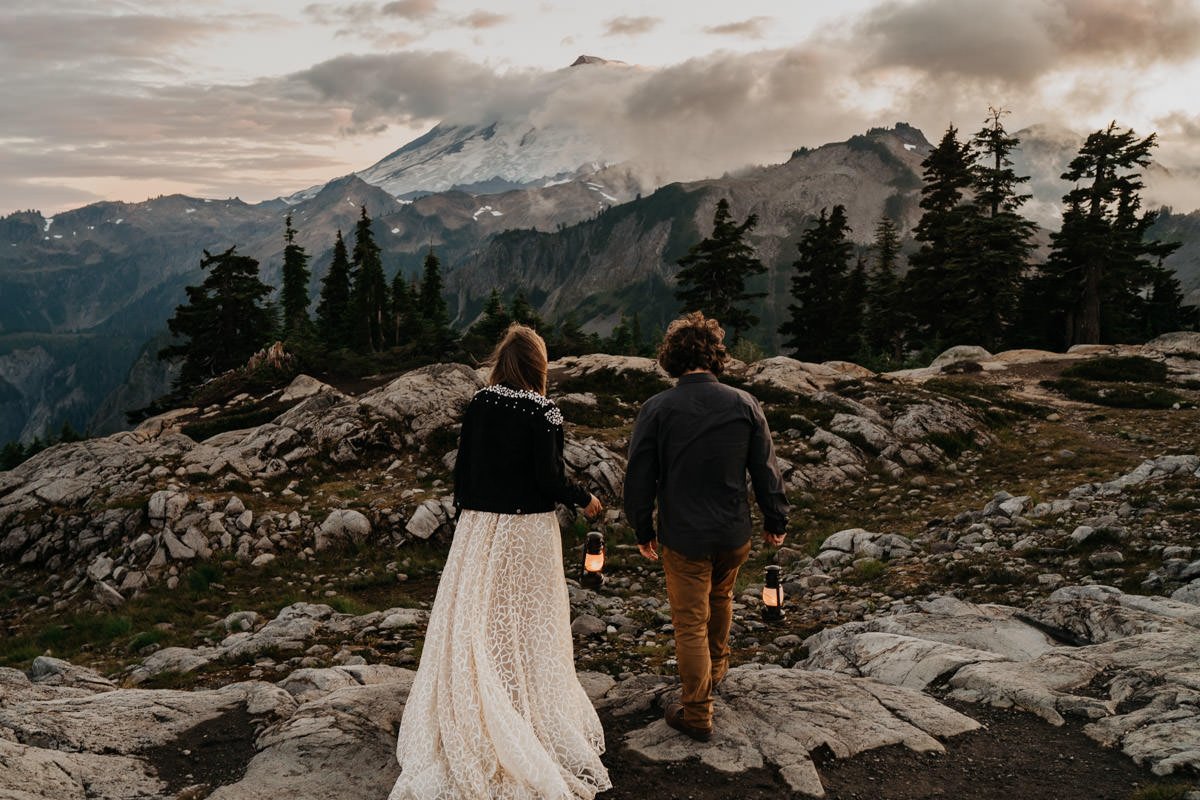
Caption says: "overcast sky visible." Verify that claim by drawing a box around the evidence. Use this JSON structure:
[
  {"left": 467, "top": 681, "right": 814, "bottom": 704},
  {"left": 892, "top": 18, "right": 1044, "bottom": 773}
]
[{"left": 4, "top": 0, "right": 1200, "bottom": 216}]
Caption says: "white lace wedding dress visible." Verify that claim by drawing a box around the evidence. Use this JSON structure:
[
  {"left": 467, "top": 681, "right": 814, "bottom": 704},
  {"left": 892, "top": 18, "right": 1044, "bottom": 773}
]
[{"left": 388, "top": 509, "right": 611, "bottom": 800}]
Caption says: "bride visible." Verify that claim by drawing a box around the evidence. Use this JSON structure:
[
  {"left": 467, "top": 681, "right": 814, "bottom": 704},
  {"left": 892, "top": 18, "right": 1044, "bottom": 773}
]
[{"left": 389, "top": 324, "right": 612, "bottom": 800}]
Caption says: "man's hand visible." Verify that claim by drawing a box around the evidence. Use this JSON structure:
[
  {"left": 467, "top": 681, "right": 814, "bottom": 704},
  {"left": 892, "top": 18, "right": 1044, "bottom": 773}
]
[
  {"left": 763, "top": 531, "right": 786, "bottom": 548},
  {"left": 584, "top": 494, "right": 603, "bottom": 519},
  {"left": 638, "top": 540, "right": 659, "bottom": 561}
]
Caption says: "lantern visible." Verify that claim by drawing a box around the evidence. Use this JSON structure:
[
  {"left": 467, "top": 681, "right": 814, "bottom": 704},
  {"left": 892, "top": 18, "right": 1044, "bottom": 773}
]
[
  {"left": 761, "top": 565, "right": 784, "bottom": 622},
  {"left": 580, "top": 531, "right": 605, "bottom": 590}
]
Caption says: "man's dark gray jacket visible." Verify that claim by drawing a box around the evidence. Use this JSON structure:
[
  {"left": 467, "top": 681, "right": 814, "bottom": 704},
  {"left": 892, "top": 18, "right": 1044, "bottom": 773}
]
[{"left": 623, "top": 372, "right": 789, "bottom": 559}]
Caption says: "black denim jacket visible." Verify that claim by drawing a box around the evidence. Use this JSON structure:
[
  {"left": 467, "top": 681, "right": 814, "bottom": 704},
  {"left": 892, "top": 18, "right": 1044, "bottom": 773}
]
[{"left": 453, "top": 384, "right": 590, "bottom": 514}]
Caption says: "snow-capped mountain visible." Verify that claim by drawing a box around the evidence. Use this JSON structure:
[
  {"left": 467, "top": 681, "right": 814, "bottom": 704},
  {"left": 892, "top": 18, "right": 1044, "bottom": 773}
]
[
  {"left": 288, "top": 56, "right": 629, "bottom": 203},
  {"left": 356, "top": 120, "right": 617, "bottom": 199}
]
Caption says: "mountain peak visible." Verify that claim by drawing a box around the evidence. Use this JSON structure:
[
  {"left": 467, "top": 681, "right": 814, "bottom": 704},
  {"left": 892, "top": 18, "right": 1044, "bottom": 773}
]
[{"left": 570, "top": 55, "right": 620, "bottom": 67}]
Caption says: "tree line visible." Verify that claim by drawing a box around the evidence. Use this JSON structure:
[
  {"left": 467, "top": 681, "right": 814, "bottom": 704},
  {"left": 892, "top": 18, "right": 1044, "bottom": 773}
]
[
  {"left": 674, "top": 111, "right": 1197, "bottom": 366},
  {"left": 158, "top": 204, "right": 658, "bottom": 398},
  {"left": 159, "top": 207, "right": 459, "bottom": 394}
]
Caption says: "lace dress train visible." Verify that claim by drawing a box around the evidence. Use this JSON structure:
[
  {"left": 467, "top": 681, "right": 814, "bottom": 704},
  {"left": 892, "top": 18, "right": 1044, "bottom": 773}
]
[{"left": 389, "top": 509, "right": 611, "bottom": 800}]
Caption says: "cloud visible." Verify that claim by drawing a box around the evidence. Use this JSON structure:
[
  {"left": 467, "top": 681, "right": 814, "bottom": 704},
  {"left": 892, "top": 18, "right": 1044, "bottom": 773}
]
[
  {"left": 604, "top": 16, "right": 661, "bottom": 37},
  {"left": 5, "top": 0, "right": 1200, "bottom": 216},
  {"left": 381, "top": 0, "right": 438, "bottom": 19},
  {"left": 703, "top": 17, "right": 772, "bottom": 38},
  {"left": 0, "top": 180, "right": 103, "bottom": 214},
  {"left": 458, "top": 10, "right": 507, "bottom": 29},
  {"left": 0, "top": 10, "right": 229, "bottom": 69},
  {"left": 858, "top": 0, "right": 1200, "bottom": 85},
  {"left": 303, "top": 2, "right": 378, "bottom": 25}
]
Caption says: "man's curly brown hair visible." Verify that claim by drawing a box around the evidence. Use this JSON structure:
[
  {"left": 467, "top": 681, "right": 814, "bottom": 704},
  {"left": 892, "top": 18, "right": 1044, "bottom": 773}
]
[{"left": 657, "top": 311, "right": 729, "bottom": 378}]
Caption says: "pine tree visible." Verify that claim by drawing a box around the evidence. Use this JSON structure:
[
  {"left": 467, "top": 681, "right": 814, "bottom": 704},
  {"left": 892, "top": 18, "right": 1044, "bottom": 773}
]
[
  {"left": 840, "top": 256, "right": 868, "bottom": 359},
  {"left": 159, "top": 246, "right": 275, "bottom": 391},
  {"left": 462, "top": 289, "right": 511, "bottom": 358},
  {"left": 280, "top": 214, "right": 312, "bottom": 340},
  {"left": 391, "top": 269, "right": 420, "bottom": 348},
  {"left": 349, "top": 207, "right": 389, "bottom": 352},
  {"left": 418, "top": 247, "right": 457, "bottom": 357},
  {"left": 903, "top": 125, "right": 977, "bottom": 346},
  {"left": 959, "top": 108, "right": 1038, "bottom": 350},
  {"left": 864, "top": 216, "right": 905, "bottom": 360},
  {"left": 675, "top": 198, "right": 766, "bottom": 337},
  {"left": 549, "top": 313, "right": 592, "bottom": 358},
  {"left": 630, "top": 312, "right": 644, "bottom": 356},
  {"left": 1038, "top": 123, "right": 1182, "bottom": 345},
  {"left": 607, "top": 315, "right": 635, "bottom": 355},
  {"left": 316, "top": 230, "right": 353, "bottom": 350},
  {"left": 1141, "top": 262, "right": 1199, "bottom": 337},
  {"left": 509, "top": 289, "right": 544, "bottom": 331},
  {"left": 779, "top": 206, "right": 855, "bottom": 361}
]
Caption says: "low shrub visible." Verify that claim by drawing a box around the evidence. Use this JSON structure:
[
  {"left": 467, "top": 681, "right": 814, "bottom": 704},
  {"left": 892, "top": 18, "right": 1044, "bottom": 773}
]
[
  {"left": 854, "top": 559, "right": 887, "bottom": 581},
  {"left": 127, "top": 629, "right": 168, "bottom": 653},
  {"left": 1062, "top": 356, "right": 1168, "bottom": 383},
  {"left": 554, "top": 369, "right": 670, "bottom": 404},
  {"left": 186, "top": 563, "right": 224, "bottom": 593},
  {"left": 925, "top": 430, "right": 976, "bottom": 459},
  {"left": 1042, "top": 378, "right": 1186, "bottom": 409},
  {"left": 181, "top": 402, "right": 289, "bottom": 442}
]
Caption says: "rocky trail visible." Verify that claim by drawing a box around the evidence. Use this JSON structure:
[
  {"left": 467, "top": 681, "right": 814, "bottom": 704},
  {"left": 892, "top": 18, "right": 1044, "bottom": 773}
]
[{"left": 3, "top": 335, "right": 1200, "bottom": 798}]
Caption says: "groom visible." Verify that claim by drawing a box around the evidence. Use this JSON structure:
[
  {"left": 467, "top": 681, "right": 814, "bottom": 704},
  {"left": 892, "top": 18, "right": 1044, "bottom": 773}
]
[{"left": 624, "top": 311, "right": 789, "bottom": 742}]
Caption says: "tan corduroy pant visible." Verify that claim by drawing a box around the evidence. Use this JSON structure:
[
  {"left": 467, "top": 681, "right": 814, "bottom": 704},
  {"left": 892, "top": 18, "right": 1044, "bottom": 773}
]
[{"left": 661, "top": 540, "right": 752, "bottom": 730}]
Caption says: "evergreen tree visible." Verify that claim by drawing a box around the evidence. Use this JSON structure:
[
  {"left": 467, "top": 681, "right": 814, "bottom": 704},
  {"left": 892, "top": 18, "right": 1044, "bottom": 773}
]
[
  {"left": 509, "top": 289, "right": 545, "bottom": 331},
  {"left": 549, "top": 313, "right": 592, "bottom": 358},
  {"left": 1038, "top": 123, "right": 1182, "bottom": 345},
  {"left": 960, "top": 108, "right": 1038, "bottom": 350},
  {"left": 903, "top": 125, "right": 977, "bottom": 346},
  {"left": 316, "top": 230, "right": 353, "bottom": 350},
  {"left": 675, "top": 198, "right": 766, "bottom": 337},
  {"left": 417, "top": 247, "right": 457, "bottom": 357},
  {"left": 391, "top": 269, "right": 420, "bottom": 347},
  {"left": 349, "top": 207, "right": 390, "bottom": 352},
  {"left": 779, "top": 206, "right": 855, "bottom": 361},
  {"left": 280, "top": 214, "right": 312, "bottom": 340},
  {"left": 58, "top": 421, "right": 83, "bottom": 443},
  {"left": 607, "top": 315, "right": 635, "bottom": 355},
  {"left": 1141, "top": 262, "right": 1199, "bottom": 337},
  {"left": 462, "top": 289, "right": 511, "bottom": 358},
  {"left": 159, "top": 246, "right": 275, "bottom": 391},
  {"left": 840, "top": 256, "right": 868, "bottom": 359},
  {"left": 630, "top": 312, "right": 644, "bottom": 356},
  {"left": 864, "top": 215, "right": 905, "bottom": 360},
  {"left": 1, "top": 441, "right": 24, "bottom": 471}
]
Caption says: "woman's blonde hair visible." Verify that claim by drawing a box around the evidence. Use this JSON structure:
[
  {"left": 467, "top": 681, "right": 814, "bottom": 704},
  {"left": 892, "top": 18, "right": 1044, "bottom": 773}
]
[{"left": 487, "top": 323, "right": 549, "bottom": 396}]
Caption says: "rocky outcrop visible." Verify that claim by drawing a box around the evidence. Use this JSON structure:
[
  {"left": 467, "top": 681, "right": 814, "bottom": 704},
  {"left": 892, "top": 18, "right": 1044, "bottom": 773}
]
[
  {"left": 127, "top": 603, "right": 428, "bottom": 685},
  {"left": 804, "top": 587, "right": 1200, "bottom": 777},
  {"left": 620, "top": 665, "right": 979, "bottom": 797},
  {"left": 207, "top": 678, "right": 414, "bottom": 800}
]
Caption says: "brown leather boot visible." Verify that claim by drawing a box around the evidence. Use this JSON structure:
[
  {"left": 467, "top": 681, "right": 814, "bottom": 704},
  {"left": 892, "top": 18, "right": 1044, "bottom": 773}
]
[{"left": 665, "top": 702, "right": 712, "bottom": 742}]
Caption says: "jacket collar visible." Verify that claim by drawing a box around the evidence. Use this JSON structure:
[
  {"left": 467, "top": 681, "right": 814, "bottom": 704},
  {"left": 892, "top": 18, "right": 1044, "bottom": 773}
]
[{"left": 677, "top": 371, "right": 718, "bottom": 385}]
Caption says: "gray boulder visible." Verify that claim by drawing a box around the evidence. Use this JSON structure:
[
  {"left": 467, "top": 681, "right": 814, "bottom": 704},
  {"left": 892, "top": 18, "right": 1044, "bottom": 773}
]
[{"left": 315, "top": 509, "right": 372, "bottom": 551}]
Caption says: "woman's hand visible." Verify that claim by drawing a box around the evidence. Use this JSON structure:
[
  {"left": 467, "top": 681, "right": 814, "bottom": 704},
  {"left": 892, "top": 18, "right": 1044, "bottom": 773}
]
[{"left": 584, "top": 494, "right": 603, "bottom": 519}]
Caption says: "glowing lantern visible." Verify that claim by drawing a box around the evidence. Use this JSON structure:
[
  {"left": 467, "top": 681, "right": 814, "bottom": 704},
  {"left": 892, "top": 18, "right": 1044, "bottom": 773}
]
[
  {"left": 761, "top": 565, "right": 784, "bottom": 622},
  {"left": 580, "top": 531, "right": 605, "bottom": 590}
]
